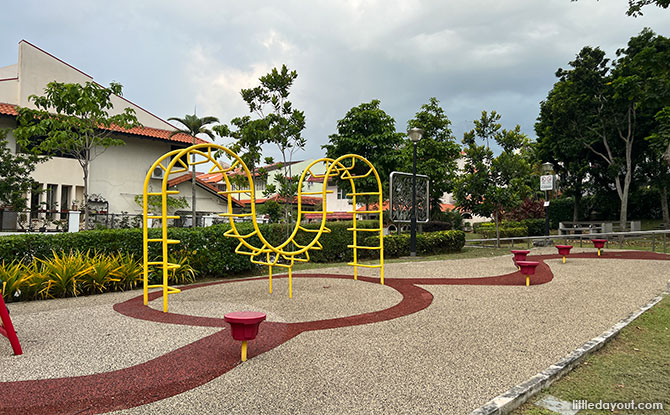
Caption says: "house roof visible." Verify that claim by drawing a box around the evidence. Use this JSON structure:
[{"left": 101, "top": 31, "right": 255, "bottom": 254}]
[
  {"left": 166, "top": 173, "right": 243, "bottom": 207},
  {"left": 302, "top": 211, "right": 354, "bottom": 220},
  {"left": 239, "top": 194, "right": 322, "bottom": 206},
  {"left": 0, "top": 102, "right": 207, "bottom": 145}
]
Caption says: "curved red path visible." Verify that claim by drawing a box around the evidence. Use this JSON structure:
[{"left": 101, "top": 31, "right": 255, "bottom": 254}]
[{"left": 1, "top": 250, "right": 666, "bottom": 414}]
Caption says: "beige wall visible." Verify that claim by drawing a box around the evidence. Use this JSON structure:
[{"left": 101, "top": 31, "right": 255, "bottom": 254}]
[
  {"left": 0, "top": 63, "right": 18, "bottom": 79},
  {"left": 89, "top": 136, "right": 173, "bottom": 214},
  {"left": 4, "top": 41, "right": 174, "bottom": 130},
  {"left": 0, "top": 79, "right": 18, "bottom": 104}
]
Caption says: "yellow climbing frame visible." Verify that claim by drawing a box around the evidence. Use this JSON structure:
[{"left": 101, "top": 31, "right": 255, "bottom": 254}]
[{"left": 142, "top": 143, "right": 384, "bottom": 312}]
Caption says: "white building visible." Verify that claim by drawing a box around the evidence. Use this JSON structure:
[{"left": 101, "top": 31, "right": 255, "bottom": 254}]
[{"left": 0, "top": 40, "right": 232, "bottom": 229}]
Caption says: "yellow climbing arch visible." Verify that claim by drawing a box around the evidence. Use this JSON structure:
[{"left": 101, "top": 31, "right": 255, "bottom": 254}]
[{"left": 142, "top": 143, "right": 384, "bottom": 312}]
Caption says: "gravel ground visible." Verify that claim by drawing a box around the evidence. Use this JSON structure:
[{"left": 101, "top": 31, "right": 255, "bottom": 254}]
[
  {"left": 147, "top": 277, "right": 402, "bottom": 323},
  {"left": 2, "top": 250, "right": 668, "bottom": 414}
]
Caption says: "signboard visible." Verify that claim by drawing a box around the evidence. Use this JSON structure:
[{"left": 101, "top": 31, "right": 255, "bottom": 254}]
[
  {"left": 389, "top": 171, "right": 430, "bottom": 223},
  {"left": 540, "top": 175, "right": 554, "bottom": 191}
]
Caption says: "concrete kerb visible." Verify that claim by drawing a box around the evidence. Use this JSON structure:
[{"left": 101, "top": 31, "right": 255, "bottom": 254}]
[{"left": 470, "top": 287, "right": 670, "bottom": 415}]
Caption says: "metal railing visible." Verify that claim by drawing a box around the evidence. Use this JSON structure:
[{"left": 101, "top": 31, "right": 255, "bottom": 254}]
[{"left": 466, "top": 229, "right": 670, "bottom": 254}]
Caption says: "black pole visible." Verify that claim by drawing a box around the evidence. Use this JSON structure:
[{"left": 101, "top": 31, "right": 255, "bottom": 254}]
[
  {"left": 411, "top": 141, "right": 417, "bottom": 257},
  {"left": 544, "top": 190, "right": 550, "bottom": 236}
]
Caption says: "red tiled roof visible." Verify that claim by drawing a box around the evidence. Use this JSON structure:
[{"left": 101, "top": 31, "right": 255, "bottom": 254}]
[
  {"left": 356, "top": 201, "right": 390, "bottom": 211},
  {"left": 197, "top": 172, "right": 224, "bottom": 183},
  {"left": 239, "top": 194, "right": 322, "bottom": 206},
  {"left": 166, "top": 173, "right": 243, "bottom": 207},
  {"left": 303, "top": 211, "right": 354, "bottom": 220},
  {"left": 440, "top": 203, "right": 455, "bottom": 212},
  {"left": 0, "top": 103, "right": 18, "bottom": 116},
  {"left": 0, "top": 102, "right": 208, "bottom": 145}
]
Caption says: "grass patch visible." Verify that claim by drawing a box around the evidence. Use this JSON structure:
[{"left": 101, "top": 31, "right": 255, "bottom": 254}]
[{"left": 512, "top": 295, "right": 670, "bottom": 415}]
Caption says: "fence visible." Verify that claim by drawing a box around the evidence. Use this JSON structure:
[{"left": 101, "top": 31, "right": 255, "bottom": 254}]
[{"left": 466, "top": 229, "right": 670, "bottom": 254}]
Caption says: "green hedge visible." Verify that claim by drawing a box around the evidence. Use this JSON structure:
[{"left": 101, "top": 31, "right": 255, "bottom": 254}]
[
  {"left": 0, "top": 221, "right": 382, "bottom": 278},
  {"left": 365, "top": 230, "right": 465, "bottom": 258},
  {"left": 475, "top": 219, "right": 545, "bottom": 238}
]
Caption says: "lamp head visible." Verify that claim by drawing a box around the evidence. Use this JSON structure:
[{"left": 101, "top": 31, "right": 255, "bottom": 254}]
[{"left": 408, "top": 127, "right": 423, "bottom": 142}]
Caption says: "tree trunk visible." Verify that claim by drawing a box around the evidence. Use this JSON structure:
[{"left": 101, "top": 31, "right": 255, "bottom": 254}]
[
  {"left": 660, "top": 186, "right": 670, "bottom": 227},
  {"left": 618, "top": 171, "right": 632, "bottom": 231},
  {"left": 494, "top": 209, "right": 500, "bottom": 249},
  {"left": 83, "top": 159, "right": 89, "bottom": 231},
  {"left": 191, "top": 142, "right": 197, "bottom": 228},
  {"left": 572, "top": 182, "right": 582, "bottom": 222}
]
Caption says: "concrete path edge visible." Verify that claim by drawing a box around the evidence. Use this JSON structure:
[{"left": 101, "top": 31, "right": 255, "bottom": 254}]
[{"left": 470, "top": 285, "right": 670, "bottom": 415}]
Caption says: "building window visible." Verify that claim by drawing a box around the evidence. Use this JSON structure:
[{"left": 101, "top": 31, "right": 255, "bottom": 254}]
[{"left": 60, "top": 186, "right": 71, "bottom": 219}]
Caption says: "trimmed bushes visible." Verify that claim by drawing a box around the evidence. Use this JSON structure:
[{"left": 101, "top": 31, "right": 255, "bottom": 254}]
[
  {"left": 365, "top": 230, "right": 465, "bottom": 258},
  {"left": 475, "top": 219, "right": 546, "bottom": 238},
  {"left": 0, "top": 222, "right": 466, "bottom": 300}
]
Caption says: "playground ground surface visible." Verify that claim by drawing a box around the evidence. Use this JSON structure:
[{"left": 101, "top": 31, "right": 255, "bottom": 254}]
[{"left": 1, "top": 247, "right": 669, "bottom": 415}]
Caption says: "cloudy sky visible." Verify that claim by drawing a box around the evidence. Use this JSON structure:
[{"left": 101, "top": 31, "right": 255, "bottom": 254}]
[{"left": 1, "top": 0, "right": 669, "bottom": 160}]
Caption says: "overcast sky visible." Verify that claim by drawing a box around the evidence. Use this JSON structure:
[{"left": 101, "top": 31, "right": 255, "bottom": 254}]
[{"left": 1, "top": 0, "right": 669, "bottom": 161}]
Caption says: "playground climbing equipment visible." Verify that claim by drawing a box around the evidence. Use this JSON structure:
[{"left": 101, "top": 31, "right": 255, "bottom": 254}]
[
  {"left": 142, "top": 143, "right": 385, "bottom": 312},
  {"left": 0, "top": 289, "right": 22, "bottom": 355}
]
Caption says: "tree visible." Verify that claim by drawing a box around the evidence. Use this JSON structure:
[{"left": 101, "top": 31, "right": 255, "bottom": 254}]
[
  {"left": 0, "top": 129, "right": 41, "bottom": 211},
  {"left": 645, "top": 107, "right": 670, "bottom": 225},
  {"left": 168, "top": 114, "right": 218, "bottom": 227},
  {"left": 626, "top": 0, "right": 669, "bottom": 16},
  {"left": 570, "top": 0, "right": 669, "bottom": 16},
  {"left": 322, "top": 99, "right": 405, "bottom": 205},
  {"left": 539, "top": 30, "right": 670, "bottom": 230},
  {"left": 454, "top": 111, "right": 533, "bottom": 247},
  {"left": 404, "top": 97, "right": 461, "bottom": 219},
  {"left": 215, "top": 65, "right": 306, "bottom": 227},
  {"left": 535, "top": 47, "right": 608, "bottom": 222},
  {"left": 14, "top": 81, "right": 139, "bottom": 229}
]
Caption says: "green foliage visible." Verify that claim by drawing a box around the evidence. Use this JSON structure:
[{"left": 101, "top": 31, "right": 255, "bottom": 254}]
[
  {"left": 366, "top": 230, "right": 465, "bottom": 258},
  {"left": 0, "top": 251, "right": 145, "bottom": 301},
  {"left": 404, "top": 98, "right": 462, "bottom": 215},
  {"left": 547, "top": 197, "right": 577, "bottom": 228},
  {"left": 429, "top": 210, "right": 465, "bottom": 231},
  {"left": 0, "top": 129, "right": 42, "bottom": 211},
  {"left": 475, "top": 219, "right": 545, "bottom": 237},
  {"left": 256, "top": 199, "right": 283, "bottom": 223},
  {"left": 538, "top": 30, "right": 670, "bottom": 229},
  {"left": 454, "top": 111, "right": 534, "bottom": 246},
  {"left": 13, "top": 81, "right": 140, "bottom": 229},
  {"left": 323, "top": 99, "right": 405, "bottom": 201},
  {"left": 215, "top": 65, "right": 306, "bottom": 226},
  {"left": 522, "top": 219, "right": 547, "bottom": 236},
  {"left": 36, "top": 251, "right": 91, "bottom": 299},
  {"left": 168, "top": 114, "right": 218, "bottom": 143},
  {"left": 133, "top": 193, "right": 190, "bottom": 215},
  {"left": 0, "top": 260, "right": 32, "bottom": 301},
  {"left": 625, "top": 0, "right": 670, "bottom": 16}
]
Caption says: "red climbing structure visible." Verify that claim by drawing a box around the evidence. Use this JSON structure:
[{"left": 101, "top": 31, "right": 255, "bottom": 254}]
[{"left": 0, "top": 296, "right": 22, "bottom": 355}]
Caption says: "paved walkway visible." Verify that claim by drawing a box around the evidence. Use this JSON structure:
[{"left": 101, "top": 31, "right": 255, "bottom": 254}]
[{"left": 1, "top": 249, "right": 668, "bottom": 414}]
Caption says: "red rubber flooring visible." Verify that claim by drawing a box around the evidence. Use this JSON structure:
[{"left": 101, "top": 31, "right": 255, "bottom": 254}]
[{"left": 1, "top": 250, "right": 667, "bottom": 414}]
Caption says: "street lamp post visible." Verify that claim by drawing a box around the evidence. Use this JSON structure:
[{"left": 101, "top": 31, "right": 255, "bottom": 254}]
[
  {"left": 541, "top": 162, "right": 554, "bottom": 236},
  {"left": 408, "top": 127, "right": 423, "bottom": 257}
]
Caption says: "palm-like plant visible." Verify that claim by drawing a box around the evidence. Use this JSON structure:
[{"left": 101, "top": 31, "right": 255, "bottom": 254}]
[
  {"left": 80, "top": 253, "right": 120, "bottom": 295},
  {"left": 168, "top": 114, "right": 219, "bottom": 228},
  {"left": 109, "top": 252, "right": 143, "bottom": 291},
  {"left": 36, "top": 251, "right": 92, "bottom": 299}
]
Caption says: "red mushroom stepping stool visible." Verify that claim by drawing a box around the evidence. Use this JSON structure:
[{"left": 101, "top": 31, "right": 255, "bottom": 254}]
[
  {"left": 224, "top": 311, "right": 266, "bottom": 362},
  {"left": 516, "top": 261, "right": 540, "bottom": 287},
  {"left": 555, "top": 245, "right": 573, "bottom": 263},
  {"left": 511, "top": 250, "right": 530, "bottom": 269},
  {"left": 591, "top": 239, "right": 607, "bottom": 256}
]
